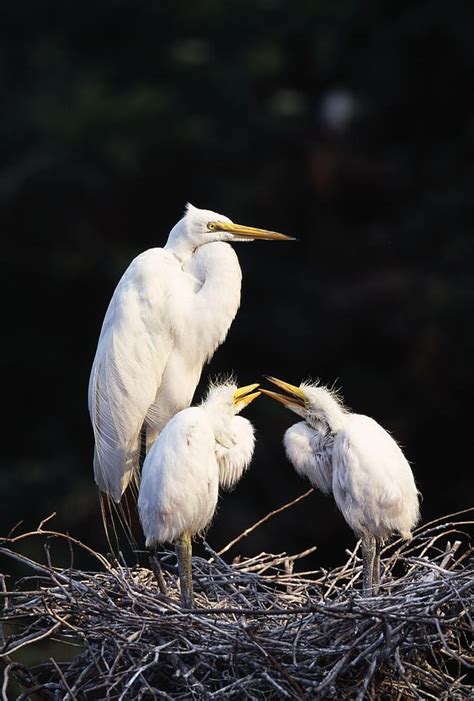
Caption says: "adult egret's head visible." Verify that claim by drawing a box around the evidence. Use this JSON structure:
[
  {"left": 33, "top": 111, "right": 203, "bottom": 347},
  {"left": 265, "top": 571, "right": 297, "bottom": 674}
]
[
  {"left": 261, "top": 377, "right": 347, "bottom": 432},
  {"left": 167, "top": 203, "right": 294, "bottom": 250}
]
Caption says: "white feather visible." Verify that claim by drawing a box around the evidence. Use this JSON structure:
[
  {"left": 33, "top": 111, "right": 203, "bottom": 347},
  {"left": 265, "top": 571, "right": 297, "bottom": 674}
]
[
  {"left": 88, "top": 207, "right": 242, "bottom": 502},
  {"left": 138, "top": 382, "right": 256, "bottom": 546},
  {"left": 138, "top": 408, "right": 219, "bottom": 545},
  {"left": 284, "top": 421, "right": 334, "bottom": 494},
  {"left": 332, "top": 414, "right": 420, "bottom": 540},
  {"left": 215, "top": 415, "right": 255, "bottom": 490},
  {"left": 283, "top": 383, "right": 420, "bottom": 542}
]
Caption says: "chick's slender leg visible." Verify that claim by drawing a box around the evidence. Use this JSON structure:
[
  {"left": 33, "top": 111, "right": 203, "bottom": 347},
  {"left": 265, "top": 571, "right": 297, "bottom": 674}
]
[
  {"left": 361, "top": 534, "right": 376, "bottom": 595},
  {"left": 176, "top": 530, "right": 194, "bottom": 608},
  {"left": 373, "top": 537, "right": 383, "bottom": 594}
]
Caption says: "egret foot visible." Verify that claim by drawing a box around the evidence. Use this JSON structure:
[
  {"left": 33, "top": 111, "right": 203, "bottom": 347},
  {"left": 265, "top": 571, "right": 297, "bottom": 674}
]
[{"left": 176, "top": 530, "right": 194, "bottom": 608}]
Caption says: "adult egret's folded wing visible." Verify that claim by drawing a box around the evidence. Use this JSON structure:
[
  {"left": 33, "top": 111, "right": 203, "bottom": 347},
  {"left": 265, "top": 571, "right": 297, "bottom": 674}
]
[{"left": 88, "top": 249, "right": 174, "bottom": 502}]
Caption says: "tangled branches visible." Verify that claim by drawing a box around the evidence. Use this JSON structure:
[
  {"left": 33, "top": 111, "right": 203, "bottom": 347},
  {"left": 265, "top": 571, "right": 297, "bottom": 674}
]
[{"left": 0, "top": 506, "right": 473, "bottom": 700}]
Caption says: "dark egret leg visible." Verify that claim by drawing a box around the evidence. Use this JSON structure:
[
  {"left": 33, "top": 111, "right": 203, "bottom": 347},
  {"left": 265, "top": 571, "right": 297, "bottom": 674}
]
[
  {"left": 139, "top": 424, "right": 147, "bottom": 470},
  {"left": 361, "top": 534, "right": 376, "bottom": 595},
  {"left": 176, "top": 530, "right": 194, "bottom": 608},
  {"left": 141, "top": 425, "right": 170, "bottom": 593},
  {"left": 373, "top": 537, "right": 383, "bottom": 594},
  {"left": 149, "top": 547, "right": 168, "bottom": 595}
]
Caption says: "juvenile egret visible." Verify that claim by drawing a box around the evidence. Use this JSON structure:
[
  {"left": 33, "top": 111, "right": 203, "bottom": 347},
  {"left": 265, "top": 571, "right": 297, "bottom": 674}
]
[
  {"left": 138, "top": 380, "right": 260, "bottom": 607},
  {"left": 88, "top": 204, "right": 292, "bottom": 503},
  {"left": 261, "top": 377, "right": 420, "bottom": 594}
]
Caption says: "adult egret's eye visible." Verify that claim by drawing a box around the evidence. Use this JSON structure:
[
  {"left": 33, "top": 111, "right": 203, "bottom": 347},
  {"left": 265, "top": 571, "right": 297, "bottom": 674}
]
[{"left": 207, "top": 222, "right": 217, "bottom": 231}]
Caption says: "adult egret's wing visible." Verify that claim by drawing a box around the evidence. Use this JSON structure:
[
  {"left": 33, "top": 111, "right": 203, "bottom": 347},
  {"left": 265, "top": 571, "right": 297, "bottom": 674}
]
[
  {"left": 215, "top": 416, "right": 255, "bottom": 490},
  {"left": 284, "top": 421, "right": 334, "bottom": 494},
  {"left": 88, "top": 249, "right": 176, "bottom": 502},
  {"left": 138, "top": 408, "right": 218, "bottom": 545}
]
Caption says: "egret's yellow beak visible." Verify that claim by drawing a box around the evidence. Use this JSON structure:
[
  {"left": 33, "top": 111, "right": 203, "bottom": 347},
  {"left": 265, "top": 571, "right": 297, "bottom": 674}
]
[
  {"left": 209, "top": 221, "right": 294, "bottom": 241},
  {"left": 233, "top": 383, "right": 261, "bottom": 407},
  {"left": 260, "top": 376, "right": 307, "bottom": 409}
]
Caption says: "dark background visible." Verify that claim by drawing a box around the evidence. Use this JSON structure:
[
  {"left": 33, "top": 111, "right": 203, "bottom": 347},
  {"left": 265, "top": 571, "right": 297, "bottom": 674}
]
[{"left": 2, "top": 0, "right": 473, "bottom": 571}]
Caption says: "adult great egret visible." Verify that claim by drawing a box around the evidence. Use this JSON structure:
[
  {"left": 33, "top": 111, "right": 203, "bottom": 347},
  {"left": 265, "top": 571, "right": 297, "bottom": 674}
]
[
  {"left": 261, "top": 377, "right": 420, "bottom": 594},
  {"left": 138, "top": 380, "right": 260, "bottom": 607},
  {"left": 88, "top": 204, "right": 292, "bottom": 504}
]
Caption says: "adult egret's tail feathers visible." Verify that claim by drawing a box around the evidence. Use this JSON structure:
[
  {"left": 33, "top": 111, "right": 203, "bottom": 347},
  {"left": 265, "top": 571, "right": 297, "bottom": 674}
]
[
  {"left": 93, "top": 443, "right": 138, "bottom": 503},
  {"left": 99, "top": 491, "right": 140, "bottom": 561},
  {"left": 99, "top": 492, "right": 118, "bottom": 557}
]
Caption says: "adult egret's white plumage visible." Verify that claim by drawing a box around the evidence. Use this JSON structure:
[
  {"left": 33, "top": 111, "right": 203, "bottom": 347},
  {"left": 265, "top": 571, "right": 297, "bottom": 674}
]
[
  {"left": 261, "top": 377, "right": 420, "bottom": 594},
  {"left": 88, "top": 204, "right": 291, "bottom": 503},
  {"left": 138, "top": 380, "right": 260, "bottom": 607}
]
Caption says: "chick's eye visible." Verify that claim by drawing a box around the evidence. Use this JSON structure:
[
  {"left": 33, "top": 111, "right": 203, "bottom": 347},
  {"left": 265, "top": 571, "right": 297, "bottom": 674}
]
[{"left": 207, "top": 222, "right": 216, "bottom": 231}]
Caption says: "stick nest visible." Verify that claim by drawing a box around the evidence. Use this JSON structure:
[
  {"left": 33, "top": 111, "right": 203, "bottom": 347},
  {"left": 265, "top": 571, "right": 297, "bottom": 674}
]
[{"left": 1, "top": 507, "right": 473, "bottom": 700}]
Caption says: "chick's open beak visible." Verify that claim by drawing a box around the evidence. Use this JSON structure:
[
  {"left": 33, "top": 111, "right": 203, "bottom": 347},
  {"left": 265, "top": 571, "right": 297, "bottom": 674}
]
[
  {"left": 260, "top": 376, "right": 307, "bottom": 409},
  {"left": 210, "top": 221, "right": 295, "bottom": 241},
  {"left": 233, "top": 383, "right": 261, "bottom": 407}
]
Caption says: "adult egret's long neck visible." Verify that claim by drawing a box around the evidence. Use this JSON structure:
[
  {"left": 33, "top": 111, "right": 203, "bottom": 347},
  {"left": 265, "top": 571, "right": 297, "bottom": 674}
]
[
  {"left": 187, "top": 242, "right": 242, "bottom": 362},
  {"left": 164, "top": 222, "right": 195, "bottom": 262}
]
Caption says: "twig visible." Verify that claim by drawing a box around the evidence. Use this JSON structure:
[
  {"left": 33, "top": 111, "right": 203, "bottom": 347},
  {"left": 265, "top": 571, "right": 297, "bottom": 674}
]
[
  {"left": 49, "top": 658, "right": 77, "bottom": 700},
  {"left": 217, "top": 488, "right": 314, "bottom": 556},
  {"left": 1, "top": 662, "right": 12, "bottom": 701}
]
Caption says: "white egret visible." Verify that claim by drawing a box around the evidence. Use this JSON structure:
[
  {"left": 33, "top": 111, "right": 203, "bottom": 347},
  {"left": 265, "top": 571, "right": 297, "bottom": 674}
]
[
  {"left": 261, "top": 377, "right": 420, "bottom": 594},
  {"left": 138, "top": 380, "right": 260, "bottom": 607},
  {"left": 88, "top": 204, "right": 292, "bottom": 504}
]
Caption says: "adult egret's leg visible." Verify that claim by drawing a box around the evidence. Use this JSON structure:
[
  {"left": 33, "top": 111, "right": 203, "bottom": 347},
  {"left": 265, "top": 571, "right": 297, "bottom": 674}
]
[
  {"left": 139, "top": 424, "right": 147, "bottom": 470},
  {"left": 176, "top": 531, "right": 194, "bottom": 608},
  {"left": 373, "top": 537, "right": 383, "bottom": 594},
  {"left": 361, "top": 535, "right": 375, "bottom": 595},
  {"left": 149, "top": 547, "right": 168, "bottom": 595}
]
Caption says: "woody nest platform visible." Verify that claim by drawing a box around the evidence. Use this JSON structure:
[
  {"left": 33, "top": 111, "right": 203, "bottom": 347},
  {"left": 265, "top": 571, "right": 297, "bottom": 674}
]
[{"left": 0, "top": 501, "right": 473, "bottom": 700}]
